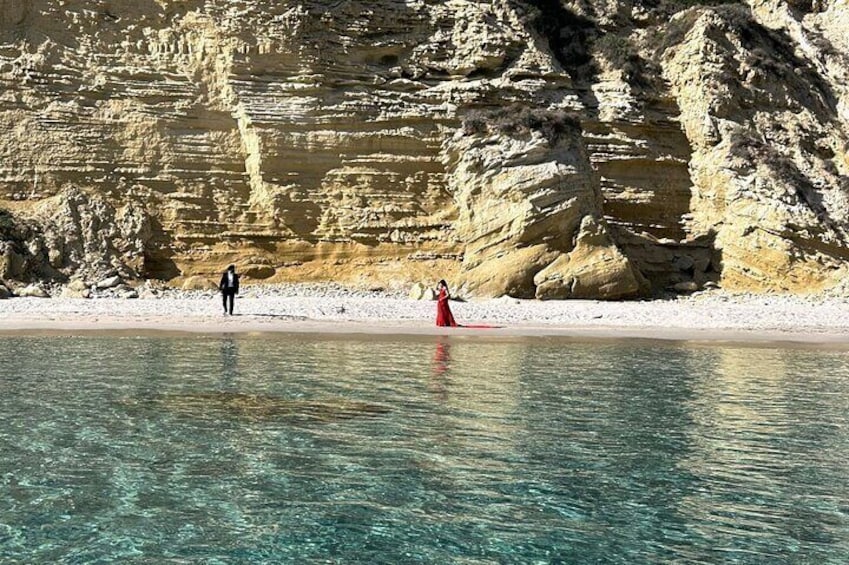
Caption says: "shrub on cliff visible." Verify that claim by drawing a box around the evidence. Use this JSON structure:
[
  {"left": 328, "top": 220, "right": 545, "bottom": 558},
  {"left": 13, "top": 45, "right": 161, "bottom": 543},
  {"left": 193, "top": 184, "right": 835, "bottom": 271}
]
[
  {"left": 462, "top": 106, "right": 582, "bottom": 146},
  {"left": 592, "top": 34, "right": 648, "bottom": 86}
]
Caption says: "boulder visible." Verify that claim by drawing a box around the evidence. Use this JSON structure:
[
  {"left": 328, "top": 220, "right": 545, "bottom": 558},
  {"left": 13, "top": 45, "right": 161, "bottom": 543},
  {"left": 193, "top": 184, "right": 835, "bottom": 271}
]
[
  {"left": 96, "top": 275, "right": 122, "bottom": 289},
  {"left": 534, "top": 217, "right": 648, "bottom": 300},
  {"left": 673, "top": 281, "right": 700, "bottom": 293},
  {"left": 0, "top": 245, "right": 25, "bottom": 280},
  {"left": 408, "top": 282, "right": 425, "bottom": 300},
  {"left": 17, "top": 284, "right": 50, "bottom": 298},
  {"left": 408, "top": 282, "right": 436, "bottom": 300},
  {"left": 459, "top": 244, "right": 559, "bottom": 298},
  {"left": 61, "top": 286, "right": 91, "bottom": 299},
  {"left": 444, "top": 105, "right": 653, "bottom": 300},
  {"left": 241, "top": 264, "right": 276, "bottom": 279},
  {"left": 67, "top": 279, "right": 89, "bottom": 292},
  {"left": 0, "top": 284, "right": 11, "bottom": 299},
  {"left": 182, "top": 276, "right": 218, "bottom": 291}
]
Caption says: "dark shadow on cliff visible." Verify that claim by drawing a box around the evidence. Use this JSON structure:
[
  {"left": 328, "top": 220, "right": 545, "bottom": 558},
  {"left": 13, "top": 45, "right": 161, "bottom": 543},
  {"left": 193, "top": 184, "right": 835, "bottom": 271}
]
[
  {"left": 658, "top": 3, "right": 838, "bottom": 121},
  {"left": 737, "top": 17, "right": 839, "bottom": 122},
  {"left": 615, "top": 228, "right": 723, "bottom": 297},
  {"left": 516, "top": 0, "right": 664, "bottom": 101},
  {"left": 143, "top": 217, "right": 180, "bottom": 280},
  {"left": 514, "top": 0, "right": 601, "bottom": 111},
  {"left": 0, "top": 209, "right": 65, "bottom": 282},
  {"left": 519, "top": 0, "right": 596, "bottom": 74},
  {"left": 770, "top": 157, "right": 849, "bottom": 259}
]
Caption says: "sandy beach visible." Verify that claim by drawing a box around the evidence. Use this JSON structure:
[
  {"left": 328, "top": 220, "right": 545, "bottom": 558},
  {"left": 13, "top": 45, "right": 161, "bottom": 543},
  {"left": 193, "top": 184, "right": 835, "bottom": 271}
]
[{"left": 1, "top": 284, "right": 849, "bottom": 344}]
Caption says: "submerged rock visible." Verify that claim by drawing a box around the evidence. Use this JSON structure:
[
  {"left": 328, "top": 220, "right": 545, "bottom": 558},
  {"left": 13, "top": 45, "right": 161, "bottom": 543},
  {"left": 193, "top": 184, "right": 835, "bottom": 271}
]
[{"left": 127, "top": 393, "right": 391, "bottom": 423}]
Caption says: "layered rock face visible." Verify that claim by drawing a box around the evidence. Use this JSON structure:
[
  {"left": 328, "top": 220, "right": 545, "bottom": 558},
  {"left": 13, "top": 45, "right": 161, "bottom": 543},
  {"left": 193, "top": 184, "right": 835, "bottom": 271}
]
[
  {"left": 443, "top": 109, "right": 647, "bottom": 298},
  {"left": 0, "top": 0, "right": 847, "bottom": 297}
]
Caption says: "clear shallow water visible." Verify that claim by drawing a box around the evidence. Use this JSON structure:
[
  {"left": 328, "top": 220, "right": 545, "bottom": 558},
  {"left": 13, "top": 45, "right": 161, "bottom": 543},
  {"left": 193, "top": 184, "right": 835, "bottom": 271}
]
[{"left": 1, "top": 335, "right": 849, "bottom": 564}]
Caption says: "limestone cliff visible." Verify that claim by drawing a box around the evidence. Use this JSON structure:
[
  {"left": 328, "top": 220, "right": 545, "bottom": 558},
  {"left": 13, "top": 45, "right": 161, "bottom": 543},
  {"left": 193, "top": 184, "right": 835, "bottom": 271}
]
[{"left": 0, "top": 0, "right": 847, "bottom": 298}]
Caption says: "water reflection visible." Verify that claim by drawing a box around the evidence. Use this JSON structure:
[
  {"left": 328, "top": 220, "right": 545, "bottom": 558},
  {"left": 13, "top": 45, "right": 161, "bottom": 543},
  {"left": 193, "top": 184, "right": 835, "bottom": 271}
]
[
  {"left": 429, "top": 340, "right": 451, "bottom": 399},
  {"left": 1, "top": 335, "right": 848, "bottom": 563},
  {"left": 677, "top": 346, "right": 849, "bottom": 562},
  {"left": 218, "top": 335, "right": 240, "bottom": 388},
  {"left": 432, "top": 340, "right": 451, "bottom": 376}
]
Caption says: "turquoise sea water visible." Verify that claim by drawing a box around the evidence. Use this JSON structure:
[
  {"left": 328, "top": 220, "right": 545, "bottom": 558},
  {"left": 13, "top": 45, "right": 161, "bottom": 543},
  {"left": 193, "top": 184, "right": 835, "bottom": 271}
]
[{"left": 1, "top": 334, "right": 849, "bottom": 564}]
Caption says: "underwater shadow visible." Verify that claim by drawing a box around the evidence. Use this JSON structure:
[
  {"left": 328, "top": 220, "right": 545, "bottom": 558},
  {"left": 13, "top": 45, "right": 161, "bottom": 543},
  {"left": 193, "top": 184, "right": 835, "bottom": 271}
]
[{"left": 120, "top": 392, "right": 391, "bottom": 424}]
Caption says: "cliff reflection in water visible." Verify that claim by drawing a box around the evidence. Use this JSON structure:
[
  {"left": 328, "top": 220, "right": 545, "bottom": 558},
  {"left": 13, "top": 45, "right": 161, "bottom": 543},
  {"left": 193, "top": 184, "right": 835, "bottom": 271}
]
[
  {"left": 1, "top": 335, "right": 848, "bottom": 563},
  {"left": 678, "top": 346, "right": 849, "bottom": 557}
]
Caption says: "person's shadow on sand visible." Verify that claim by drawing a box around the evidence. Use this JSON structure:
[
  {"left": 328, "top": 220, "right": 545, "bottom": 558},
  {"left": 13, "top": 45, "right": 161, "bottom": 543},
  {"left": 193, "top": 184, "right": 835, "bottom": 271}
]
[{"left": 239, "top": 313, "right": 309, "bottom": 321}]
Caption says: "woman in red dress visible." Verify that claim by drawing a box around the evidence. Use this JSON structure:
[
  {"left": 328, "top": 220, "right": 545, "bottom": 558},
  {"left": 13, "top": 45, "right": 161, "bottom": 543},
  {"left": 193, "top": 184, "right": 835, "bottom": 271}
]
[{"left": 435, "top": 279, "right": 458, "bottom": 327}]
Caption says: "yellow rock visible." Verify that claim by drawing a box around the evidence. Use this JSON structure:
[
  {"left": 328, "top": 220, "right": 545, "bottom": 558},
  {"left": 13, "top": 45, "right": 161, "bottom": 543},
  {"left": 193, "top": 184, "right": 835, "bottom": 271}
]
[
  {"left": 0, "top": 1, "right": 846, "bottom": 298},
  {"left": 181, "top": 276, "right": 218, "bottom": 291},
  {"left": 534, "top": 217, "right": 647, "bottom": 300}
]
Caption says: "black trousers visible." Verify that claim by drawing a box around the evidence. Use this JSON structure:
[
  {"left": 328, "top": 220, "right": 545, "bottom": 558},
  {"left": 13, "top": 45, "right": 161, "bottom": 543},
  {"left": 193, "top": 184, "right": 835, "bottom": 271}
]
[{"left": 222, "top": 290, "right": 236, "bottom": 314}]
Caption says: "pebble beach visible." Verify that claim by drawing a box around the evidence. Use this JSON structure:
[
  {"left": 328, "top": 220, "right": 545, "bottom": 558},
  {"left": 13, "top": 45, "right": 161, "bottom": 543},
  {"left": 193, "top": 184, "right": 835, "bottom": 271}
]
[{"left": 2, "top": 283, "right": 849, "bottom": 343}]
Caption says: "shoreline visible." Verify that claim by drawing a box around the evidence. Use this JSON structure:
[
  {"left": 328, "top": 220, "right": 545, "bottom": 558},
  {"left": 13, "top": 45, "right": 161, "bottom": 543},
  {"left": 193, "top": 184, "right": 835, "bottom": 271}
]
[
  {"left": 2, "top": 288, "right": 849, "bottom": 345},
  {"left": 1, "top": 321, "right": 848, "bottom": 348}
]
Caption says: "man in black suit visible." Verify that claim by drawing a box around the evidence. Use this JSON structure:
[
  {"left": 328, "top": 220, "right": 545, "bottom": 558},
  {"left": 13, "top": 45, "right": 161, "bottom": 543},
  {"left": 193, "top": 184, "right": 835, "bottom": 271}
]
[{"left": 219, "top": 265, "right": 240, "bottom": 315}]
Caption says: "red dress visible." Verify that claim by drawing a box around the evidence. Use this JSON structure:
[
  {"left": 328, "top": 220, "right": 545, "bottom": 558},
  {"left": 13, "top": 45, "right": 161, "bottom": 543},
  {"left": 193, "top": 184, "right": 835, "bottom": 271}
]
[{"left": 436, "top": 288, "right": 458, "bottom": 327}]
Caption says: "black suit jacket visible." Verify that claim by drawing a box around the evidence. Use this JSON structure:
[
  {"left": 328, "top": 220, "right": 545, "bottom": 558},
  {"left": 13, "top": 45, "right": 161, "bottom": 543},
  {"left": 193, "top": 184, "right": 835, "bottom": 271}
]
[{"left": 219, "top": 272, "right": 240, "bottom": 293}]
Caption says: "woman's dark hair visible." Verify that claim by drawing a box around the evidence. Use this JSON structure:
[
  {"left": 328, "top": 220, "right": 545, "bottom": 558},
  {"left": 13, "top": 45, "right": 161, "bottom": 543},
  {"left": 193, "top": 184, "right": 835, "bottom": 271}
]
[
  {"left": 227, "top": 264, "right": 236, "bottom": 272},
  {"left": 438, "top": 279, "right": 448, "bottom": 288}
]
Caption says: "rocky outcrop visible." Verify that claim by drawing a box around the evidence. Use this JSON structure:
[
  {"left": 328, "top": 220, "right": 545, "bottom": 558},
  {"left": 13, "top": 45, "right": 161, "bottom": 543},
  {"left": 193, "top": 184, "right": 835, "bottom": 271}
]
[
  {"left": 443, "top": 108, "right": 645, "bottom": 299},
  {"left": 661, "top": 1, "right": 849, "bottom": 292},
  {"left": 0, "top": 188, "right": 151, "bottom": 284},
  {"left": 534, "top": 216, "right": 648, "bottom": 300},
  {"left": 0, "top": 0, "right": 847, "bottom": 297}
]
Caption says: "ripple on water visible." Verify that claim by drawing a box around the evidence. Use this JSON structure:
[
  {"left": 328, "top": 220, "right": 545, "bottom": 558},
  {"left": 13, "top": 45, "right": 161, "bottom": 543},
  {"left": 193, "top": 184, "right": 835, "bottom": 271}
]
[{"left": 1, "top": 336, "right": 849, "bottom": 563}]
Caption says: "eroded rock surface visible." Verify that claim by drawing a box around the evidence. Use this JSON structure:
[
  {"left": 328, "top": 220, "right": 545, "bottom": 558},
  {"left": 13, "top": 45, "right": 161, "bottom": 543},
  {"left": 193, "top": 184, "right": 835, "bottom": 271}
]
[
  {"left": 443, "top": 108, "right": 644, "bottom": 299},
  {"left": 0, "top": 0, "right": 847, "bottom": 297}
]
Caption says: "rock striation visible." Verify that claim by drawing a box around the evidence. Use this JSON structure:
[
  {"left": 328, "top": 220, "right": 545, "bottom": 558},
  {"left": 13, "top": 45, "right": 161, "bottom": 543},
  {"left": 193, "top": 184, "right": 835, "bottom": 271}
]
[
  {"left": 0, "top": 0, "right": 847, "bottom": 297},
  {"left": 443, "top": 108, "right": 646, "bottom": 298}
]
